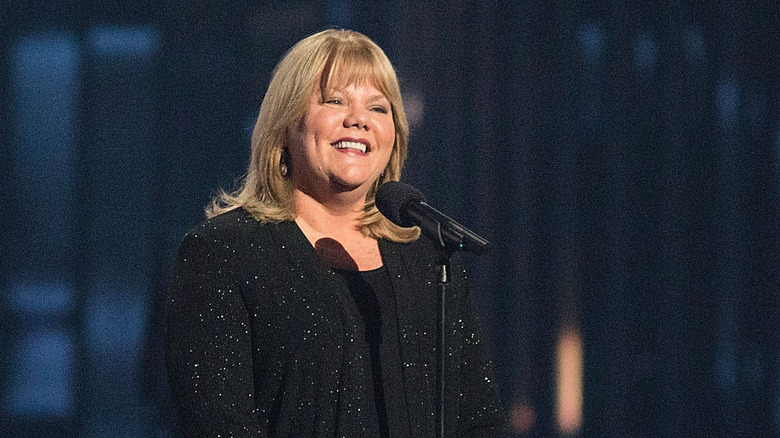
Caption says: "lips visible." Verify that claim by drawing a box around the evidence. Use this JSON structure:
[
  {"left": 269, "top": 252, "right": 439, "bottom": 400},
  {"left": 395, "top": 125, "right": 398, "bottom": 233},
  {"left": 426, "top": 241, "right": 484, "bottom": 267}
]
[{"left": 332, "top": 140, "right": 369, "bottom": 154}]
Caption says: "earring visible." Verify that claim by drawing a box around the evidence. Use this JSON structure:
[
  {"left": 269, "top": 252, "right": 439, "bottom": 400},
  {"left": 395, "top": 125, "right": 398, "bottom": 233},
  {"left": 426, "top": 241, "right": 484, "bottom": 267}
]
[{"left": 280, "top": 149, "right": 289, "bottom": 177}]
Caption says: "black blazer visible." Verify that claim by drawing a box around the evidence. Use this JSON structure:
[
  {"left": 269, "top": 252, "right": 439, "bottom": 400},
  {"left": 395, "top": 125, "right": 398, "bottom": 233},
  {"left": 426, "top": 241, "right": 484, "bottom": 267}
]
[{"left": 165, "top": 208, "right": 506, "bottom": 437}]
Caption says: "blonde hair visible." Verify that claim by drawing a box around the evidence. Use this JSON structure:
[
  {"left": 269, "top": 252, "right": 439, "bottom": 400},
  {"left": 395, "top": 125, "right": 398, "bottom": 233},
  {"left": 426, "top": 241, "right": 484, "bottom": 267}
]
[{"left": 207, "top": 29, "right": 418, "bottom": 242}]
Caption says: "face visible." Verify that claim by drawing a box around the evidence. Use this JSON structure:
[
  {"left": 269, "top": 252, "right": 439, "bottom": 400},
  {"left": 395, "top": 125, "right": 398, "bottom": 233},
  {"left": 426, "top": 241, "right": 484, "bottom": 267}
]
[{"left": 287, "top": 82, "right": 396, "bottom": 202}]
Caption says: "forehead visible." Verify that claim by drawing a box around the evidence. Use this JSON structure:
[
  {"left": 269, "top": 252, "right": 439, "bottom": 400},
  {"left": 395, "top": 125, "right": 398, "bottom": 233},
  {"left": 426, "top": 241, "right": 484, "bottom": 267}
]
[{"left": 319, "top": 54, "right": 391, "bottom": 98}]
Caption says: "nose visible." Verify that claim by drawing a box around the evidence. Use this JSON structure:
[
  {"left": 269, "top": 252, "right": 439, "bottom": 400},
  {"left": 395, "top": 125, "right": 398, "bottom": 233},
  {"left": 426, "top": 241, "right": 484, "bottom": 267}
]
[{"left": 343, "top": 108, "right": 369, "bottom": 130}]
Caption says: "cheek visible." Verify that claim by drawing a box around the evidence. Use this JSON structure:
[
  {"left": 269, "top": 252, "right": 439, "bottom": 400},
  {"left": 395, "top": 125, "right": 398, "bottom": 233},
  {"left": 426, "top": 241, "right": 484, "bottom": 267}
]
[
  {"left": 286, "top": 125, "right": 313, "bottom": 171},
  {"left": 286, "top": 126, "right": 302, "bottom": 155},
  {"left": 291, "top": 116, "right": 321, "bottom": 153},
  {"left": 379, "top": 119, "right": 396, "bottom": 149},
  {"left": 377, "top": 122, "right": 395, "bottom": 162}
]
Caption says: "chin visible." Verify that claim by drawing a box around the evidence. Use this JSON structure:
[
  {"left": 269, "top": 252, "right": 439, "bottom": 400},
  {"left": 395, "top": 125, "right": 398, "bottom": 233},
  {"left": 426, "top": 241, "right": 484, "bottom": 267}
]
[
  {"left": 328, "top": 176, "right": 374, "bottom": 194},
  {"left": 328, "top": 178, "right": 361, "bottom": 192}
]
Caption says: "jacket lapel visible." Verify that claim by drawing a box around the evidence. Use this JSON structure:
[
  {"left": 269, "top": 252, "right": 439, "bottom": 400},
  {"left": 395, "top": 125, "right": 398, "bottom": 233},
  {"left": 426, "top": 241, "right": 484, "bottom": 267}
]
[
  {"left": 380, "top": 239, "right": 437, "bottom": 438},
  {"left": 272, "top": 221, "right": 380, "bottom": 436}
]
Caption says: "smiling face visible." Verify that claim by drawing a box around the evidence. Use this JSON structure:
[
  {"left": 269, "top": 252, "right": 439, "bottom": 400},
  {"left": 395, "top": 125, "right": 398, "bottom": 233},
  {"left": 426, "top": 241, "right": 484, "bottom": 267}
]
[{"left": 287, "top": 82, "right": 396, "bottom": 204}]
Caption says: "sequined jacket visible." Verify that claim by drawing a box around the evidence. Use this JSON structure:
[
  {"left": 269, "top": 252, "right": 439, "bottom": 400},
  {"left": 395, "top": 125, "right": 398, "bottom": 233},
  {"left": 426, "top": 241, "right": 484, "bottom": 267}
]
[{"left": 165, "top": 208, "right": 507, "bottom": 437}]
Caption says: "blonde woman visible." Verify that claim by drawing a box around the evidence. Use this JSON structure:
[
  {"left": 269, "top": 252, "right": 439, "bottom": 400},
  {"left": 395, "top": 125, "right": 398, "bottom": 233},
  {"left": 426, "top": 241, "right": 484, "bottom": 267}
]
[{"left": 165, "top": 29, "right": 506, "bottom": 438}]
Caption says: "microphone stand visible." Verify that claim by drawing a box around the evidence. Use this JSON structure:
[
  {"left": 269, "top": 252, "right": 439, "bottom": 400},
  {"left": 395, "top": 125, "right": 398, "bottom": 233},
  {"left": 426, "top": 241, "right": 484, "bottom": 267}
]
[
  {"left": 431, "top": 222, "right": 459, "bottom": 438},
  {"left": 435, "top": 245, "right": 452, "bottom": 438},
  {"left": 403, "top": 200, "right": 490, "bottom": 438}
]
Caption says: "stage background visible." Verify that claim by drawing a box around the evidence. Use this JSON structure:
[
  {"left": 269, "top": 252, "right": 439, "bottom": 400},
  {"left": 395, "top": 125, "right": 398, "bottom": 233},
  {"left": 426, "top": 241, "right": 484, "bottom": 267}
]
[{"left": 1, "top": 1, "right": 778, "bottom": 437}]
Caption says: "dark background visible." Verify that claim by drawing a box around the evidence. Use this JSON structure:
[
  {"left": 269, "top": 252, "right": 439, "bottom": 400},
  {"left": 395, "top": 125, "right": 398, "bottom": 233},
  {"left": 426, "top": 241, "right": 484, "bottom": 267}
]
[{"left": 2, "top": 1, "right": 778, "bottom": 437}]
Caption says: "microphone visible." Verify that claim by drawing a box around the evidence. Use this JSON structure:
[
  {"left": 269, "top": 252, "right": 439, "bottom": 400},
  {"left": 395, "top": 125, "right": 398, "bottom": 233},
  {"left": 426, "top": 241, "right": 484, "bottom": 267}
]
[{"left": 375, "top": 181, "right": 491, "bottom": 254}]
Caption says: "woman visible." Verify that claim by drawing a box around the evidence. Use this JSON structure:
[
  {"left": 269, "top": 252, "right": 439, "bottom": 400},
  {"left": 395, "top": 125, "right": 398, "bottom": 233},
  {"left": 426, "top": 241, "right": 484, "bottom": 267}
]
[{"left": 165, "top": 29, "right": 506, "bottom": 437}]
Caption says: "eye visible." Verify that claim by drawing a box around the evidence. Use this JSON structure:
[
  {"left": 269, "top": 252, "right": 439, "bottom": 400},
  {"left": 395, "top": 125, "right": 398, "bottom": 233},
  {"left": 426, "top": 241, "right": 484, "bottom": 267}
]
[
  {"left": 371, "top": 105, "right": 389, "bottom": 114},
  {"left": 323, "top": 97, "right": 342, "bottom": 105}
]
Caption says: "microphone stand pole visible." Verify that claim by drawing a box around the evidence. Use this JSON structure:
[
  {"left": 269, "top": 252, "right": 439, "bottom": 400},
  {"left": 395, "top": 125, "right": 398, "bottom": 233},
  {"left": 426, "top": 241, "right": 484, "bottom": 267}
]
[
  {"left": 436, "top": 246, "right": 451, "bottom": 438},
  {"left": 405, "top": 202, "right": 489, "bottom": 438},
  {"left": 431, "top": 221, "right": 459, "bottom": 438}
]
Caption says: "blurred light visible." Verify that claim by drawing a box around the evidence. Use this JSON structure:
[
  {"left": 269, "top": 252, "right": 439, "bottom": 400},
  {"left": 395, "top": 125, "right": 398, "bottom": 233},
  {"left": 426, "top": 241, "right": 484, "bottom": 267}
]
[
  {"left": 4, "top": 330, "right": 75, "bottom": 417},
  {"left": 634, "top": 31, "right": 657, "bottom": 78},
  {"left": 244, "top": 111, "right": 259, "bottom": 140},
  {"left": 578, "top": 22, "right": 605, "bottom": 65},
  {"left": 11, "top": 32, "right": 80, "bottom": 276},
  {"left": 89, "top": 26, "right": 159, "bottom": 57},
  {"left": 10, "top": 281, "right": 73, "bottom": 315},
  {"left": 509, "top": 401, "right": 535, "bottom": 434},
  {"left": 682, "top": 25, "right": 705, "bottom": 65},
  {"left": 403, "top": 91, "right": 425, "bottom": 130},
  {"left": 556, "top": 328, "right": 583, "bottom": 435},
  {"left": 716, "top": 77, "right": 740, "bottom": 131},
  {"left": 83, "top": 286, "right": 148, "bottom": 357}
]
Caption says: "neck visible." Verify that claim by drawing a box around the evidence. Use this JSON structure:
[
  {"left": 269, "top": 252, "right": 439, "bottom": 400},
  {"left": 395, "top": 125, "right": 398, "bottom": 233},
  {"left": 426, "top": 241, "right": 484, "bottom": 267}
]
[
  {"left": 293, "top": 188, "right": 383, "bottom": 271},
  {"left": 293, "top": 188, "right": 366, "bottom": 237}
]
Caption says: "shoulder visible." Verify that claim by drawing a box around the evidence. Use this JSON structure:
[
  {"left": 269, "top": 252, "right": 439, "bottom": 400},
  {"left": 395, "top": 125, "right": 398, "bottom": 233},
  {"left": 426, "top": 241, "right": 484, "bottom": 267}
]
[
  {"left": 181, "top": 208, "right": 278, "bottom": 247},
  {"left": 176, "top": 208, "right": 281, "bottom": 263},
  {"left": 170, "top": 209, "right": 298, "bottom": 291},
  {"left": 185, "top": 208, "right": 265, "bottom": 241}
]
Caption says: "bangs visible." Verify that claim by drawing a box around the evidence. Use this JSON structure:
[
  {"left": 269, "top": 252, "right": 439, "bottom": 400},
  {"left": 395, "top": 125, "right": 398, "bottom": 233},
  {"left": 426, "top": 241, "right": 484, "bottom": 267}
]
[{"left": 319, "top": 42, "right": 395, "bottom": 99}]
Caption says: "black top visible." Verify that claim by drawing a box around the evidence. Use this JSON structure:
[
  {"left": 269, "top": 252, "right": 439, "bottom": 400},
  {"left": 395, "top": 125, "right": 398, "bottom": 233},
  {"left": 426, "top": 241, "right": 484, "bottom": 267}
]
[
  {"left": 334, "top": 266, "right": 409, "bottom": 438},
  {"left": 164, "top": 208, "right": 507, "bottom": 437}
]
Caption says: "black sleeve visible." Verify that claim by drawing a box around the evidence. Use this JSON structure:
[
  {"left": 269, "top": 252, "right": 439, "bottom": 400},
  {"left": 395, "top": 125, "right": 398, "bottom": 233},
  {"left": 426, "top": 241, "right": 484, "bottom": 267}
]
[
  {"left": 452, "top": 257, "right": 509, "bottom": 438},
  {"left": 164, "top": 231, "right": 266, "bottom": 437}
]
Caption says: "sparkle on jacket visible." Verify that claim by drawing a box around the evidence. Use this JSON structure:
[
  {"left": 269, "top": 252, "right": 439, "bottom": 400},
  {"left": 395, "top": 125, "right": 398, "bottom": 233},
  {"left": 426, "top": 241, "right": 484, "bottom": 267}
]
[{"left": 164, "top": 208, "right": 507, "bottom": 437}]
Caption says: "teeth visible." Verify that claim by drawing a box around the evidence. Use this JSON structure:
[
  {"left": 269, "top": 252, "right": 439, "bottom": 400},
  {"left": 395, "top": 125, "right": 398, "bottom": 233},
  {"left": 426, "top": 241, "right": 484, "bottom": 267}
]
[{"left": 333, "top": 141, "right": 367, "bottom": 153}]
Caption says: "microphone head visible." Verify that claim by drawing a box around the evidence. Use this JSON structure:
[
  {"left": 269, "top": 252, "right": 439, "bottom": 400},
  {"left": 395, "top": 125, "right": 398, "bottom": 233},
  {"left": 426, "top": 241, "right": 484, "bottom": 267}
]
[{"left": 375, "top": 181, "right": 425, "bottom": 227}]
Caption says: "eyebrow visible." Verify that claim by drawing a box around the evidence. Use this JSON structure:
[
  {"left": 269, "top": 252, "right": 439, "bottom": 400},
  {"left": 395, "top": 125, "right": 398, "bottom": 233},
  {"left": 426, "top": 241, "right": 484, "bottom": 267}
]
[
  {"left": 319, "top": 81, "right": 390, "bottom": 103},
  {"left": 365, "top": 93, "right": 390, "bottom": 103},
  {"left": 323, "top": 88, "right": 389, "bottom": 104}
]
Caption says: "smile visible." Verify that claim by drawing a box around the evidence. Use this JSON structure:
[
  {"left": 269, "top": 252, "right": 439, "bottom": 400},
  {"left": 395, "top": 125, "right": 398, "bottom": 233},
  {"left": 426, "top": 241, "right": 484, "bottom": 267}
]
[{"left": 332, "top": 140, "right": 369, "bottom": 154}]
